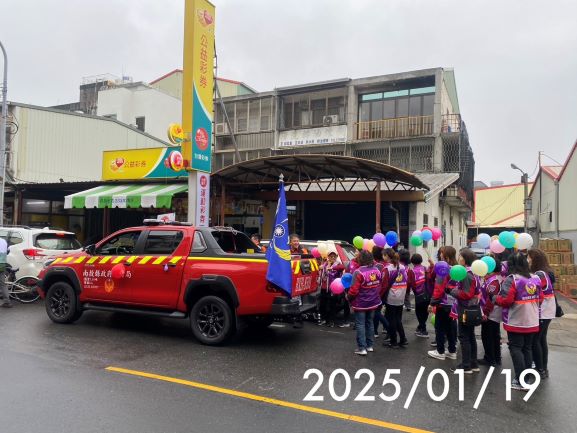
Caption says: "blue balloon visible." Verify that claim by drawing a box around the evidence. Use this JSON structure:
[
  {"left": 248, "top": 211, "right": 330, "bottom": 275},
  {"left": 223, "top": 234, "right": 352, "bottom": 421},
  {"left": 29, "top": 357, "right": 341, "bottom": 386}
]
[
  {"left": 341, "top": 273, "right": 353, "bottom": 289},
  {"left": 422, "top": 230, "right": 433, "bottom": 242},
  {"left": 477, "top": 233, "right": 491, "bottom": 249},
  {"left": 385, "top": 231, "right": 398, "bottom": 247}
]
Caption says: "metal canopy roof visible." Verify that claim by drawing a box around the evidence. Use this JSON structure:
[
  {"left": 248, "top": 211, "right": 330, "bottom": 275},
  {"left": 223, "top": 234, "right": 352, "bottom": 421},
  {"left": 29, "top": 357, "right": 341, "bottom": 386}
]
[{"left": 212, "top": 155, "right": 430, "bottom": 192}]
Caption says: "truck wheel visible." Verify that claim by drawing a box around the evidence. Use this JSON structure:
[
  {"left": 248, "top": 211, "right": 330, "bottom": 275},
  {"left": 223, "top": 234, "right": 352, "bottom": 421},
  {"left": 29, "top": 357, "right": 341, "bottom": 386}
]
[
  {"left": 190, "top": 295, "right": 233, "bottom": 345},
  {"left": 45, "top": 282, "right": 79, "bottom": 324},
  {"left": 246, "top": 316, "right": 274, "bottom": 328}
]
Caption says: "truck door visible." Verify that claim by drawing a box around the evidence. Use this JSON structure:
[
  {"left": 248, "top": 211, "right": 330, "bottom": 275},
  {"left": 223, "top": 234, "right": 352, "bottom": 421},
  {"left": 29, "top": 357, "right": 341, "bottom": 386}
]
[
  {"left": 128, "top": 229, "right": 187, "bottom": 308},
  {"left": 84, "top": 230, "right": 143, "bottom": 302}
]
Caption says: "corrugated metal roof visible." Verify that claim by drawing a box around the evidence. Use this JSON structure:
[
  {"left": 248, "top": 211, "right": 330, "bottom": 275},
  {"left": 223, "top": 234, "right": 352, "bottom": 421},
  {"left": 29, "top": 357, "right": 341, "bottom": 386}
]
[{"left": 417, "top": 172, "right": 460, "bottom": 202}]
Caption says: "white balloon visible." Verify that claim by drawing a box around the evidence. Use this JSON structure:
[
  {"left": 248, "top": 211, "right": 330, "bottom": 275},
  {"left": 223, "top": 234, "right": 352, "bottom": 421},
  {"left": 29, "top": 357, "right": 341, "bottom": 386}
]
[
  {"left": 516, "top": 233, "right": 534, "bottom": 250},
  {"left": 471, "top": 260, "right": 489, "bottom": 277}
]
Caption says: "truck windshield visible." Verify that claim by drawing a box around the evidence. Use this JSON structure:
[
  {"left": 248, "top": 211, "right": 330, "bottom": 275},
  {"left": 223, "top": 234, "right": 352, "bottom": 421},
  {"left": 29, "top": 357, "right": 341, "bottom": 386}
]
[{"left": 211, "top": 230, "right": 262, "bottom": 254}]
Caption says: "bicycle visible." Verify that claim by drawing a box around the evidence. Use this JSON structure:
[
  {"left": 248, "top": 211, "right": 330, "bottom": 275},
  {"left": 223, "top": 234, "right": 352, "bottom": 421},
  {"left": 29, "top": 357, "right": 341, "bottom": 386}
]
[{"left": 2, "top": 266, "right": 41, "bottom": 304}]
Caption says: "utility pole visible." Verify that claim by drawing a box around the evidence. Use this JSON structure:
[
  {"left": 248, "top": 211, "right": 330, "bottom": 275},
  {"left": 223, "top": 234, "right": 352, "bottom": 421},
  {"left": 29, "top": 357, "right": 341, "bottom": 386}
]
[{"left": 0, "top": 41, "right": 8, "bottom": 226}]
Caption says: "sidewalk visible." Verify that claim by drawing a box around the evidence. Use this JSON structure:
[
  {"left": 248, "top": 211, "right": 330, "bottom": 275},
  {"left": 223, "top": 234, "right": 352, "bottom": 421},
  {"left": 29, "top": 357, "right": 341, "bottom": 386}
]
[{"left": 548, "top": 291, "right": 577, "bottom": 349}]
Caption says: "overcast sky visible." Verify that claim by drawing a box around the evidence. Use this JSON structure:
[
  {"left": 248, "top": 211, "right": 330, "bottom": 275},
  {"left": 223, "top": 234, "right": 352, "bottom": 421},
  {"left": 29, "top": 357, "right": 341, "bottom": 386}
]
[{"left": 3, "top": 0, "right": 576, "bottom": 185}]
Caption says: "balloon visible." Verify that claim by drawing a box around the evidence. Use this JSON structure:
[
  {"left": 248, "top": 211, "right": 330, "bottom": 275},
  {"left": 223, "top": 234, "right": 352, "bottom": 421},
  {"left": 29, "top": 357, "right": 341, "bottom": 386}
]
[
  {"left": 410, "top": 235, "right": 423, "bottom": 247},
  {"left": 341, "top": 273, "right": 353, "bottom": 289},
  {"left": 421, "top": 229, "right": 433, "bottom": 242},
  {"left": 471, "top": 260, "right": 489, "bottom": 277},
  {"left": 516, "top": 233, "right": 534, "bottom": 250},
  {"left": 477, "top": 233, "right": 491, "bottom": 249},
  {"left": 431, "top": 227, "right": 442, "bottom": 241},
  {"left": 481, "top": 256, "right": 496, "bottom": 273},
  {"left": 373, "top": 233, "right": 386, "bottom": 248},
  {"left": 413, "top": 230, "right": 422, "bottom": 238},
  {"left": 498, "top": 231, "right": 516, "bottom": 249},
  {"left": 311, "top": 247, "right": 320, "bottom": 258},
  {"left": 367, "top": 239, "right": 376, "bottom": 251},
  {"left": 490, "top": 239, "right": 505, "bottom": 254},
  {"left": 430, "top": 314, "right": 436, "bottom": 326},
  {"left": 330, "top": 278, "right": 345, "bottom": 295},
  {"left": 450, "top": 265, "right": 467, "bottom": 281},
  {"left": 434, "top": 261, "right": 450, "bottom": 277},
  {"left": 317, "top": 242, "right": 329, "bottom": 258},
  {"left": 111, "top": 263, "right": 126, "bottom": 279},
  {"left": 353, "top": 236, "right": 364, "bottom": 250},
  {"left": 362, "top": 239, "right": 371, "bottom": 251},
  {"left": 385, "top": 231, "right": 398, "bottom": 247}
]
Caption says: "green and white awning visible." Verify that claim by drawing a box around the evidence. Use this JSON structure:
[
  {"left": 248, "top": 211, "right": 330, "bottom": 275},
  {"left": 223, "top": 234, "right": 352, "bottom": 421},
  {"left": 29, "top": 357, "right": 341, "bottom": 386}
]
[{"left": 64, "top": 184, "right": 188, "bottom": 209}]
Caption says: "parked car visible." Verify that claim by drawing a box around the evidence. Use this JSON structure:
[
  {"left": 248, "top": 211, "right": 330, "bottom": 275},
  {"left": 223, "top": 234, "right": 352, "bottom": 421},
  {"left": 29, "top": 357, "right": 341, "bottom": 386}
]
[
  {"left": 38, "top": 221, "right": 320, "bottom": 345},
  {"left": 0, "top": 226, "right": 82, "bottom": 278},
  {"left": 469, "top": 241, "right": 487, "bottom": 258}
]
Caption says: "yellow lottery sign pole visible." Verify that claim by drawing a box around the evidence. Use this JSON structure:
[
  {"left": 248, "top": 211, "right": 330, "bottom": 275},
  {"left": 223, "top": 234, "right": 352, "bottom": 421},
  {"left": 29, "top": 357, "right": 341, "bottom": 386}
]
[{"left": 180, "top": 0, "right": 215, "bottom": 225}]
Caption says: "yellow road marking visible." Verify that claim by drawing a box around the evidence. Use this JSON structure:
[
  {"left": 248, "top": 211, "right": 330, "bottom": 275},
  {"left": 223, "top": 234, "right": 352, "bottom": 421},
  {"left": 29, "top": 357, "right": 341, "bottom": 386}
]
[
  {"left": 126, "top": 256, "right": 139, "bottom": 264},
  {"left": 87, "top": 256, "right": 100, "bottom": 264},
  {"left": 187, "top": 257, "right": 268, "bottom": 263},
  {"left": 60, "top": 256, "right": 74, "bottom": 264},
  {"left": 153, "top": 256, "right": 167, "bottom": 265},
  {"left": 99, "top": 256, "right": 112, "bottom": 264},
  {"left": 112, "top": 256, "right": 126, "bottom": 264},
  {"left": 73, "top": 256, "right": 86, "bottom": 264},
  {"left": 169, "top": 256, "right": 182, "bottom": 265},
  {"left": 105, "top": 367, "right": 435, "bottom": 433},
  {"left": 138, "top": 256, "right": 153, "bottom": 265}
]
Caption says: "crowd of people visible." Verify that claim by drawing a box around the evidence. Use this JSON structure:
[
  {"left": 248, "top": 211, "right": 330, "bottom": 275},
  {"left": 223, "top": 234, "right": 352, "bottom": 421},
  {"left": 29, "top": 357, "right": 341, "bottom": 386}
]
[{"left": 311, "top": 238, "right": 561, "bottom": 393}]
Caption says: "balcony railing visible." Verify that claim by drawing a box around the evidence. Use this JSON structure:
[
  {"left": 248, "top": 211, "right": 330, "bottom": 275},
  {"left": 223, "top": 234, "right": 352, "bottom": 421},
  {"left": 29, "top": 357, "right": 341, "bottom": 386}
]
[
  {"left": 441, "top": 113, "right": 462, "bottom": 133},
  {"left": 355, "top": 115, "right": 433, "bottom": 141}
]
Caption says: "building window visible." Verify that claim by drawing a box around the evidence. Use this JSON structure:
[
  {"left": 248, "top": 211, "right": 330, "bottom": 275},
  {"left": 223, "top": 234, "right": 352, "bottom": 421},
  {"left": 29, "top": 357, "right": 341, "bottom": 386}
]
[
  {"left": 135, "top": 116, "right": 145, "bottom": 132},
  {"left": 423, "top": 214, "right": 429, "bottom": 226},
  {"left": 236, "top": 101, "right": 248, "bottom": 132},
  {"left": 249, "top": 100, "right": 260, "bottom": 132},
  {"left": 260, "top": 98, "right": 272, "bottom": 130},
  {"left": 358, "top": 85, "right": 435, "bottom": 123}
]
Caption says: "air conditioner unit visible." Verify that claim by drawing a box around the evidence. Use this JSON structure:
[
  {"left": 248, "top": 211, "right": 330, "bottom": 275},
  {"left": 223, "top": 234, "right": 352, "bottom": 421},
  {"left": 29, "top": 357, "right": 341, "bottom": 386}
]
[
  {"left": 322, "top": 115, "right": 339, "bottom": 126},
  {"left": 215, "top": 123, "right": 229, "bottom": 134}
]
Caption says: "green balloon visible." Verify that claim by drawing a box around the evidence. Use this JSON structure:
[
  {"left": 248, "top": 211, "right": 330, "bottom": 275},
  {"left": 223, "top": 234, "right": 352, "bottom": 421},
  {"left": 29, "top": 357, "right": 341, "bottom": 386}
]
[
  {"left": 353, "top": 236, "right": 364, "bottom": 249},
  {"left": 450, "top": 265, "right": 467, "bottom": 281},
  {"left": 498, "top": 231, "right": 516, "bottom": 249},
  {"left": 410, "top": 235, "right": 423, "bottom": 246},
  {"left": 430, "top": 314, "right": 436, "bottom": 326}
]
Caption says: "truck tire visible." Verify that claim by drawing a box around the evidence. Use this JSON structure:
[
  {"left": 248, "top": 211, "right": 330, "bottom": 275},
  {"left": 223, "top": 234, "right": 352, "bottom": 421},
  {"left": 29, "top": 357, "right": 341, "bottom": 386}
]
[
  {"left": 190, "top": 295, "right": 234, "bottom": 345},
  {"left": 45, "top": 281, "right": 80, "bottom": 324}
]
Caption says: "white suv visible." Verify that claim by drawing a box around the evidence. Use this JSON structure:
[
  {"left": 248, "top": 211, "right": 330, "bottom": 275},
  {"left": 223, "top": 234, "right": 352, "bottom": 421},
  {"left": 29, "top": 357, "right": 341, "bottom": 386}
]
[{"left": 0, "top": 226, "right": 82, "bottom": 279}]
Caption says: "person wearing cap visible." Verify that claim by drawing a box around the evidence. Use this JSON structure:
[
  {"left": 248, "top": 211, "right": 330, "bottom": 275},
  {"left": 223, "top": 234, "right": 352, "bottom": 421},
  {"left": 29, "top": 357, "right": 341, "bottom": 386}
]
[
  {"left": 0, "top": 238, "right": 11, "bottom": 308},
  {"left": 318, "top": 250, "right": 344, "bottom": 327}
]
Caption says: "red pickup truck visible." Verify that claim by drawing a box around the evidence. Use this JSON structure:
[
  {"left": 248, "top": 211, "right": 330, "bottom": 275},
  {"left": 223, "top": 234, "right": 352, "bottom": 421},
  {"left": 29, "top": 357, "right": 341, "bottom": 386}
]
[{"left": 37, "top": 221, "right": 319, "bottom": 344}]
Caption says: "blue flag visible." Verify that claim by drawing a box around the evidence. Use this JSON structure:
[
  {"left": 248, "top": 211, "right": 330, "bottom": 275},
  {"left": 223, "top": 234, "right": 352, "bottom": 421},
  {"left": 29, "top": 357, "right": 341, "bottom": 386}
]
[{"left": 266, "top": 178, "right": 292, "bottom": 296}]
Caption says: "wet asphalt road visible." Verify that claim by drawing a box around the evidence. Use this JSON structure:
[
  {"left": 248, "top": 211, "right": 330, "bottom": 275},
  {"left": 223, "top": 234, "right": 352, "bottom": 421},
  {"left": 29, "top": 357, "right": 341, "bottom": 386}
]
[{"left": 1, "top": 298, "right": 577, "bottom": 433}]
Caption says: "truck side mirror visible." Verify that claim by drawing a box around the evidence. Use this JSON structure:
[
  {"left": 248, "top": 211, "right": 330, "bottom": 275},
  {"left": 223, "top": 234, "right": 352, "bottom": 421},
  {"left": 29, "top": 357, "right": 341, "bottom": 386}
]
[{"left": 84, "top": 244, "right": 96, "bottom": 255}]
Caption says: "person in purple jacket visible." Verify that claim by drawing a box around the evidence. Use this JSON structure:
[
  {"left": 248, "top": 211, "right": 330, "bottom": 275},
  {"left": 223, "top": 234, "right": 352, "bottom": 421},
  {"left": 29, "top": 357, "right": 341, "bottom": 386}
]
[{"left": 346, "top": 250, "right": 383, "bottom": 356}]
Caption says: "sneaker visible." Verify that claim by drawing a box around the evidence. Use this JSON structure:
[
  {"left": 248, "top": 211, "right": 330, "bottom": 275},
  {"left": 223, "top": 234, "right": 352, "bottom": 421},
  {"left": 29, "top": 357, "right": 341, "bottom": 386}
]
[
  {"left": 477, "top": 359, "right": 496, "bottom": 367},
  {"left": 471, "top": 365, "right": 480, "bottom": 372},
  {"left": 446, "top": 351, "right": 457, "bottom": 360},
  {"left": 374, "top": 334, "right": 380, "bottom": 338},
  {"left": 384, "top": 343, "right": 400, "bottom": 349},
  {"left": 405, "top": 307, "right": 412, "bottom": 312},
  {"left": 338, "top": 323, "right": 351, "bottom": 328},
  {"left": 430, "top": 341, "right": 438, "bottom": 347},
  {"left": 427, "top": 350, "right": 446, "bottom": 360},
  {"left": 511, "top": 379, "right": 528, "bottom": 391},
  {"left": 382, "top": 333, "right": 390, "bottom": 342},
  {"left": 542, "top": 369, "right": 549, "bottom": 379},
  {"left": 416, "top": 331, "right": 429, "bottom": 338},
  {"left": 366, "top": 347, "right": 374, "bottom": 352},
  {"left": 355, "top": 349, "right": 368, "bottom": 356},
  {"left": 399, "top": 340, "right": 409, "bottom": 347},
  {"left": 326, "top": 322, "right": 335, "bottom": 328},
  {"left": 451, "top": 365, "right": 473, "bottom": 374},
  {"left": 317, "top": 320, "right": 326, "bottom": 326}
]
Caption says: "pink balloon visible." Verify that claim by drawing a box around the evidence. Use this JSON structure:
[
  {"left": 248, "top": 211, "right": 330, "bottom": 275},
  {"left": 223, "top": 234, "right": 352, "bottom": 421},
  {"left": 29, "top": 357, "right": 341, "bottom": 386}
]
[
  {"left": 490, "top": 239, "right": 505, "bottom": 254},
  {"left": 330, "top": 278, "right": 345, "bottom": 295},
  {"left": 311, "top": 247, "right": 320, "bottom": 258},
  {"left": 431, "top": 227, "right": 442, "bottom": 241},
  {"left": 363, "top": 239, "right": 371, "bottom": 251}
]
